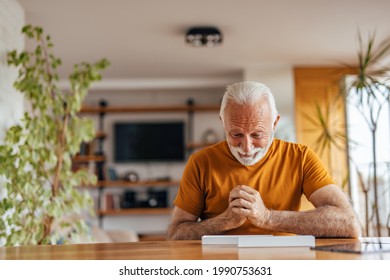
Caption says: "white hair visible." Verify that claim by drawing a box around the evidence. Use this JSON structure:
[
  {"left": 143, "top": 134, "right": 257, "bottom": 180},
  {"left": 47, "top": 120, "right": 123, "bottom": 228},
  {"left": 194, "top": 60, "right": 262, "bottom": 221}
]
[{"left": 219, "top": 81, "right": 278, "bottom": 125}]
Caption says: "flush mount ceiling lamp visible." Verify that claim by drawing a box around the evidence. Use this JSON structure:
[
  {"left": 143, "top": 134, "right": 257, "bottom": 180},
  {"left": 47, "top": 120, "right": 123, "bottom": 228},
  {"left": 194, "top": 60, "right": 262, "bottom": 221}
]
[{"left": 185, "top": 26, "right": 223, "bottom": 47}]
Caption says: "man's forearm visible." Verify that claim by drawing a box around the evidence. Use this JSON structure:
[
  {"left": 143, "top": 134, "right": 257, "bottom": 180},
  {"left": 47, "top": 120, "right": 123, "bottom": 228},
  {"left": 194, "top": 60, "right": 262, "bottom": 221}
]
[
  {"left": 261, "top": 206, "right": 361, "bottom": 238},
  {"left": 167, "top": 215, "right": 236, "bottom": 240}
]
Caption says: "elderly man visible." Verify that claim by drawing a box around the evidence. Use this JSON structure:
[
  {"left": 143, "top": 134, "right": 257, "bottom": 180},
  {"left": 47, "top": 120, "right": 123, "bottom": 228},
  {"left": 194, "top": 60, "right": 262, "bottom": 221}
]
[{"left": 167, "top": 81, "right": 361, "bottom": 240}]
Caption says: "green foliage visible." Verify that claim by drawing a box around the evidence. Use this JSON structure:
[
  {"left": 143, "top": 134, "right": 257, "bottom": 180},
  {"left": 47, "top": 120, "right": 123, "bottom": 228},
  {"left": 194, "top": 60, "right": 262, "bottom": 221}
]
[
  {"left": 344, "top": 31, "right": 390, "bottom": 131},
  {"left": 0, "top": 25, "right": 109, "bottom": 245},
  {"left": 302, "top": 101, "right": 348, "bottom": 158}
]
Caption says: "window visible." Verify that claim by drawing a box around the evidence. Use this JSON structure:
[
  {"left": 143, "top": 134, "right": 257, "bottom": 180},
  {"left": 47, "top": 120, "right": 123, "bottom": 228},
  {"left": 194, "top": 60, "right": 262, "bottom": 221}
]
[{"left": 346, "top": 76, "right": 390, "bottom": 234}]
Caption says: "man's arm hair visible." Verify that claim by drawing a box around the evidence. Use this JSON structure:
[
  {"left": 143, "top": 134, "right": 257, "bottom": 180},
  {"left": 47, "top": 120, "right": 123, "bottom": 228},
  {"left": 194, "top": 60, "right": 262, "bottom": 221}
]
[
  {"left": 167, "top": 206, "right": 246, "bottom": 240},
  {"left": 257, "top": 185, "right": 361, "bottom": 237},
  {"left": 168, "top": 185, "right": 361, "bottom": 240}
]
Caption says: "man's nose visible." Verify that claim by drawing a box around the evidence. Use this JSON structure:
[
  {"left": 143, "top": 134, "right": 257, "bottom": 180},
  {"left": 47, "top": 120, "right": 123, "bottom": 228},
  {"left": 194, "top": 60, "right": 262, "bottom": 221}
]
[{"left": 241, "top": 135, "right": 252, "bottom": 153}]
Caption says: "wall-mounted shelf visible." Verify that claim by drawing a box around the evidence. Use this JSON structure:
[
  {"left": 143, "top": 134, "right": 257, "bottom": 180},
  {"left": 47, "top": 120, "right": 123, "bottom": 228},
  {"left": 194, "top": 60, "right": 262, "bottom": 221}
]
[
  {"left": 99, "top": 208, "right": 172, "bottom": 216},
  {"left": 95, "top": 131, "right": 107, "bottom": 139},
  {"left": 85, "top": 180, "right": 180, "bottom": 188},
  {"left": 76, "top": 99, "right": 220, "bottom": 239},
  {"left": 80, "top": 104, "right": 220, "bottom": 114},
  {"left": 73, "top": 155, "right": 105, "bottom": 162}
]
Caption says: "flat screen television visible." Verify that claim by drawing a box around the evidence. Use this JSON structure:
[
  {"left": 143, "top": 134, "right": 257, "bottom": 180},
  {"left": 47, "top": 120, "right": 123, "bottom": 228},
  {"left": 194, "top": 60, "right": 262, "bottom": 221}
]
[{"left": 114, "top": 121, "right": 185, "bottom": 162}]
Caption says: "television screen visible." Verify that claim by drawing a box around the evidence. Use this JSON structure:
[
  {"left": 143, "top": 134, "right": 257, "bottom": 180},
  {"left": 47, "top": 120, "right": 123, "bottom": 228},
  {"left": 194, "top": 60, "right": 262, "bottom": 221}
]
[{"left": 114, "top": 121, "right": 185, "bottom": 162}]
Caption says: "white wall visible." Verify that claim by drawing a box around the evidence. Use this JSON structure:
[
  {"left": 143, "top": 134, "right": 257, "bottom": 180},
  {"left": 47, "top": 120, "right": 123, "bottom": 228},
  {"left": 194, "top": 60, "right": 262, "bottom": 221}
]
[
  {"left": 0, "top": 0, "right": 24, "bottom": 143},
  {"left": 244, "top": 65, "right": 296, "bottom": 142}
]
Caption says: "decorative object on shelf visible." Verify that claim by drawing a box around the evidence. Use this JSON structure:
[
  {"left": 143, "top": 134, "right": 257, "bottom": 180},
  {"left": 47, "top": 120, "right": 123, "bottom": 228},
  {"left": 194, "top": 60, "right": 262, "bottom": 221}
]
[
  {"left": 121, "top": 189, "right": 168, "bottom": 209},
  {"left": 121, "top": 190, "right": 137, "bottom": 209},
  {"left": 123, "top": 171, "right": 139, "bottom": 182},
  {"left": 0, "top": 25, "right": 109, "bottom": 246},
  {"left": 185, "top": 26, "right": 223, "bottom": 47},
  {"left": 202, "top": 128, "right": 219, "bottom": 144},
  {"left": 107, "top": 167, "right": 118, "bottom": 181},
  {"left": 146, "top": 189, "right": 168, "bottom": 208},
  {"left": 78, "top": 141, "right": 95, "bottom": 156}
]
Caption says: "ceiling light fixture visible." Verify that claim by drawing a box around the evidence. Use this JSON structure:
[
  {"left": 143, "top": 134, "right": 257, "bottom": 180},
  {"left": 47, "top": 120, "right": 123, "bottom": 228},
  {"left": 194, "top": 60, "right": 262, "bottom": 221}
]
[{"left": 185, "top": 26, "right": 223, "bottom": 47}]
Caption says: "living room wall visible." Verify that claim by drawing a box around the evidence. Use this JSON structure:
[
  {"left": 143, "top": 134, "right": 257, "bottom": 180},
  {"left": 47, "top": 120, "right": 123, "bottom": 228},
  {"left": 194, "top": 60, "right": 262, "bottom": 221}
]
[{"left": 0, "top": 0, "right": 24, "bottom": 144}]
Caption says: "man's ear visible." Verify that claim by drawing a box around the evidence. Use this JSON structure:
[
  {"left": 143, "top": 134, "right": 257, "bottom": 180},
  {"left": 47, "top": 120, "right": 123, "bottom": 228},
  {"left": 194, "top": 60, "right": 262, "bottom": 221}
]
[{"left": 273, "top": 114, "right": 281, "bottom": 131}]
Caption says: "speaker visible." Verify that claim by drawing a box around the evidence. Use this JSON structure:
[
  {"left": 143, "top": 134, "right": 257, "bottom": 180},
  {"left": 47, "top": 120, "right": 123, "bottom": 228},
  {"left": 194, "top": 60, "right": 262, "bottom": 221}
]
[
  {"left": 121, "top": 190, "right": 137, "bottom": 208},
  {"left": 147, "top": 189, "right": 167, "bottom": 208}
]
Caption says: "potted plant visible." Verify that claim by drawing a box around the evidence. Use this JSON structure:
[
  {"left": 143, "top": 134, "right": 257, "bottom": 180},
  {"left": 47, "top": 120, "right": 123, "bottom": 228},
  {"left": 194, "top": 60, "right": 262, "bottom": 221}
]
[
  {"left": 343, "top": 32, "right": 390, "bottom": 237},
  {"left": 0, "top": 25, "right": 109, "bottom": 245},
  {"left": 303, "top": 32, "right": 390, "bottom": 237}
]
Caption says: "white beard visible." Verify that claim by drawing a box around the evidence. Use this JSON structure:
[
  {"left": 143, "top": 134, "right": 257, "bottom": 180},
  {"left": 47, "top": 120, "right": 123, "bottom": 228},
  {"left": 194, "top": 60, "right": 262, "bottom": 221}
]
[{"left": 228, "top": 132, "right": 274, "bottom": 166}]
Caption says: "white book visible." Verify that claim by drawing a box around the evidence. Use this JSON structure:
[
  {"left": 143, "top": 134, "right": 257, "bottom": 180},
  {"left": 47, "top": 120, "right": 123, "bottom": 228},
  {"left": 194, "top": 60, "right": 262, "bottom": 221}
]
[
  {"left": 202, "top": 235, "right": 272, "bottom": 245},
  {"left": 201, "top": 235, "right": 315, "bottom": 247},
  {"left": 201, "top": 235, "right": 242, "bottom": 245},
  {"left": 238, "top": 235, "right": 315, "bottom": 248}
]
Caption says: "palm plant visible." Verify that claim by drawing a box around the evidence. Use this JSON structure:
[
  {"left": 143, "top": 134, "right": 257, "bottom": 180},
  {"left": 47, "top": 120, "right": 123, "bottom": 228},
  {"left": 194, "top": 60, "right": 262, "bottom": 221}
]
[
  {"left": 302, "top": 101, "right": 348, "bottom": 173},
  {"left": 343, "top": 32, "right": 390, "bottom": 237}
]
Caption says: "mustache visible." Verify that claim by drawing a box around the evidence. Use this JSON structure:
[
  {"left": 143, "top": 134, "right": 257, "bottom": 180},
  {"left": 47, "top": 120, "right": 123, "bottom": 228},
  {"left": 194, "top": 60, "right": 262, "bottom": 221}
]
[{"left": 230, "top": 146, "right": 264, "bottom": 156}]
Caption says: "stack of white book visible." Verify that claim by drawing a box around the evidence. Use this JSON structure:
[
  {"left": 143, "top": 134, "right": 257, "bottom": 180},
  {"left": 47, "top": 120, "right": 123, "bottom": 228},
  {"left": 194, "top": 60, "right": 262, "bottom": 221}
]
[{"left": 201, "top": 235, "right": 315, "bottom": 247}]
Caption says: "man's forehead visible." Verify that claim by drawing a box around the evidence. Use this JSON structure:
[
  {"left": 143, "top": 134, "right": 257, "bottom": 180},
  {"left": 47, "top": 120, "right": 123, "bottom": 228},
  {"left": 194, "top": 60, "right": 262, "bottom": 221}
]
[{"left": 226, "top": 99, "right": 271, "bottom": 115}]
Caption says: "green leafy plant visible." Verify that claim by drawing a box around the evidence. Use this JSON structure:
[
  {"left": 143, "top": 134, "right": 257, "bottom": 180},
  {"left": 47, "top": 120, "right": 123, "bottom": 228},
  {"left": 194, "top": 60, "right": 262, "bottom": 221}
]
[
  {"left": 301, "top": 31, "right": 390, "bottom": 237},
  {"left": 0, "top": 25, "right": 109, "bottom": 245},
  {"left": 302, "top": 99, "right": 371, "bottom": 234},
  {"left": 302, "top": 101, "right": 348, "bottom": 170}
]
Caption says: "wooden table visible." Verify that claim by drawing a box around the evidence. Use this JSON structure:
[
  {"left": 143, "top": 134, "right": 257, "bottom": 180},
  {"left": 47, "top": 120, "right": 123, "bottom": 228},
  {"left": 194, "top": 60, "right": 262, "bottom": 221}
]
[{"left": 1, "top": 239, "right": 390, "bottom": 260}]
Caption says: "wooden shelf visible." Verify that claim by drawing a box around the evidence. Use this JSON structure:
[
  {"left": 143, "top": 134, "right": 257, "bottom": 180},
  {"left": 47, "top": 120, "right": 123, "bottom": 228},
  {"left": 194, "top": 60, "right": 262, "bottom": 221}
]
[
  {"left": 81, "top": 104, "right": 220, "bottom": 114},
  {"left": 95, "top": 131, "right": 106, "bottom": 139},
  {"left": 99, "top": 208, "right": 172, "bottom": 216},
  {"left": 73, "top": 155, "right": 105, "bottom": 162},
  {"left": 84, "top": 180, "right": 180, "bottom": 188}
]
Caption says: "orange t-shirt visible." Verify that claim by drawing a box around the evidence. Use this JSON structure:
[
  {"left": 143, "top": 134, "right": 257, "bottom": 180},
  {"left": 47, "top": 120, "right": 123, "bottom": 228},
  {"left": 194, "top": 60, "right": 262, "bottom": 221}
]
[{"left": 174, "top": 139, "right": 335, "bottom": 235}]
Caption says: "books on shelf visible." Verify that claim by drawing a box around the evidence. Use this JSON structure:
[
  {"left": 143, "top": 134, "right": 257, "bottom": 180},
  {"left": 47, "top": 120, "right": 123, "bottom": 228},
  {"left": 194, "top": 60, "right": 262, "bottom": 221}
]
[
  {"left": 107, "top": 167, "right": 118, "bottom": 181},
  {"left": 101, "top": 193, "right": 121, "bottom": 210},
  {"left": 201, "top": 235, "right": 315, "bottom": 248},
  {"left": 78, "top": 141, "right": 96, "bottom": 156}
]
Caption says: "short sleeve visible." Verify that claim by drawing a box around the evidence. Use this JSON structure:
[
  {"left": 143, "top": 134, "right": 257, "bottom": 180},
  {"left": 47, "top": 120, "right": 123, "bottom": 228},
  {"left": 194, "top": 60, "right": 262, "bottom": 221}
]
[
  {"left": 302, "top": 147, "right": 335, "bottom": 198},
  {"left": 174, "top": 154, "right": 205, "bottom": 216}
]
